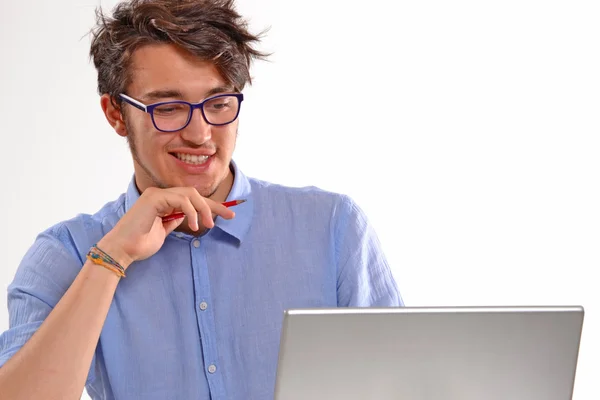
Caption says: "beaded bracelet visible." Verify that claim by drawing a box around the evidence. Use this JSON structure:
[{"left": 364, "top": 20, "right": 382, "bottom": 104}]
[{"left": 86, "top": 244, "right": 126, "bottom": 278}]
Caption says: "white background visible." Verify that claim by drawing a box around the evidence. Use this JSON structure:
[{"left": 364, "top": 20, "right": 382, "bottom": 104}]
[{"left": 0, "top": 0, "right": 597, "bottom": 399}]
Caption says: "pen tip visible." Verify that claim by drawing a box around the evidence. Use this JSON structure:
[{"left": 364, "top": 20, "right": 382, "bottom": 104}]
[{"left": 238, "top": 199, "right": 247, "bottom": 204}]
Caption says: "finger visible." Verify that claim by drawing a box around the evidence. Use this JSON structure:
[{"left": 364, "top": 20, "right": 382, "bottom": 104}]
[
  {"left": 162, "top": 215, "right": 185, "bottom": 235},
  {"left": 204, "top": 198, "right": 235, "bottom": 220},
  {"left": 194, "top": 196, "right": 215, "bottom": 229},
  {"left": 179, "top": 188, "right": 216, "bottom": 229},
  {"left": 161, "top": 193, "right": 200, "bottom": 231}
]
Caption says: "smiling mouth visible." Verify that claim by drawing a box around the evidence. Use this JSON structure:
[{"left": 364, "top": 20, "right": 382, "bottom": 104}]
[{"left": 171, "top": 152, "right": 212, "bottom": 165}]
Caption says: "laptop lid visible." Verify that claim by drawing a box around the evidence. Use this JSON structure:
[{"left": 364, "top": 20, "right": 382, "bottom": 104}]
[{"left": 274, "top": 306, "right": 584, "bottom": 400}]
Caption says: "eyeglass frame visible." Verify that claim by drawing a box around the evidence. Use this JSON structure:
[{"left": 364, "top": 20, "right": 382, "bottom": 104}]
[{"left": 118, "top": 92, "right": 244, "bottom": 132}]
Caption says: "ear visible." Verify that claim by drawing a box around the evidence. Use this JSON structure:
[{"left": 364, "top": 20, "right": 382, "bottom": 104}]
[{"left": 100, "top": 94, "right": 128, "bottom": 137}]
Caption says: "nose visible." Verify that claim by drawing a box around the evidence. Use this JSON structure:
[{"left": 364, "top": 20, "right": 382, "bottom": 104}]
[{"left": 179, "top": 107, "right": 211, "bottom": 144}]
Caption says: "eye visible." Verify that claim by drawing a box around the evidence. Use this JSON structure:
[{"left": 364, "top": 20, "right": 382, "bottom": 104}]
[
  {"left": 204, "top": 96, "right": 238, "bottom": 113},
  {"left": 206, "top": 101, "right": 230, "bottom": 112},
  {"left": 212, "top": 102, "right": 229, "bottom": 110},
  {"left": 153, "top": 103, "right": 189, "bottom": 116}
]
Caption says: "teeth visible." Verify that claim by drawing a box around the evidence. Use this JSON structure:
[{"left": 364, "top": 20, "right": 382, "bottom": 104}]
[{"left": 175, "top": 153, "right": 210, "bottom": 165}]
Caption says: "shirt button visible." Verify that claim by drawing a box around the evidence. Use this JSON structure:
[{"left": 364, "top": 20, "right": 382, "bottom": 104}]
[
  {"left": 193, "top": 240, "right": 200, "bottom": 248},
  {"left": 199, "top": 302, "right": 208, "bottom": 311},
  {"left": 208, "top": 364, "right": 217, "bottom": 374}
]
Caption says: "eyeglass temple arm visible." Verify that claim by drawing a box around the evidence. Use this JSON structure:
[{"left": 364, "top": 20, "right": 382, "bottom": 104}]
[{"left": 119, "top": 94, "right": 147, "bottom": 112}]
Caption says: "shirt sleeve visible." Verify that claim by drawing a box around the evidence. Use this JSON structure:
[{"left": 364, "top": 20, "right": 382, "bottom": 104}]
[
  {"left": 334, "top": 195, "right": 404, "bottom": 307},
  {"left": 0, "top": 225, "right": 97, "bottom": 385}
]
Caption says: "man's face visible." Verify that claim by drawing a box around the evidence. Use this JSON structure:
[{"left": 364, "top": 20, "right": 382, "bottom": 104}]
[{"left": 117, "top": 43, "right": 238, "bottom": 199}]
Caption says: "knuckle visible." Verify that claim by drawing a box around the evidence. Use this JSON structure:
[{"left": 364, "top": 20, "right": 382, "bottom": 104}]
[{"left": 175, "top": 193, "right": 188, "bottom": 203}]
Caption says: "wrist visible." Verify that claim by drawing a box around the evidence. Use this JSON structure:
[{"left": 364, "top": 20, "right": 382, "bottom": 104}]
[{"left": 95, "top": 237, "right": 134, "bottom": 270}]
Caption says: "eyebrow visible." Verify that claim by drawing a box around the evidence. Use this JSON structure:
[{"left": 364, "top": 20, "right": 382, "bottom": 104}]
[
  {"left": 205, "top": 85, "right": 236, "bottom": 98},
  {"left": 141, "top": 90, "right": 184, "bottom": 102},
  {"left": 140, "top": 86, "right": 236, "bottom": 103}
]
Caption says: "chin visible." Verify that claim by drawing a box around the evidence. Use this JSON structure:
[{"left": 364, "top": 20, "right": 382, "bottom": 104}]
[{"left": 186, "top": 177, "right": 218, "bottom": 194}]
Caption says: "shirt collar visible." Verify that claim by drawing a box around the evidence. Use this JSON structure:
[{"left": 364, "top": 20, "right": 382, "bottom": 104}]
[
  {"left": 123, "top": 159, "right": 253, "bottom": 243},
  {"left": 216, "top": 160, "right": 253, "bottom": 242}
]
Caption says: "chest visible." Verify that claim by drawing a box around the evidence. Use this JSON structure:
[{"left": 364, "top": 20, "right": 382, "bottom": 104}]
[{"left": 95, "top": 236, "right": 338, "bottom": 398}]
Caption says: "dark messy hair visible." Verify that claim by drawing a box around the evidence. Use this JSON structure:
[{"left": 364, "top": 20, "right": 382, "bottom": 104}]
[{"left": 89, "top": 0, "right": 268, "bottom": 106}]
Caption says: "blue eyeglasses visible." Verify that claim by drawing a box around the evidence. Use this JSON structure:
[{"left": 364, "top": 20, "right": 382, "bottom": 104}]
[{"left": 119, "top": 93, "right": 244, "bottom": 132}]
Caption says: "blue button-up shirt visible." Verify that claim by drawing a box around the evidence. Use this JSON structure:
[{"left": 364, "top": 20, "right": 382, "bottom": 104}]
[{"left": 0, "top": 161, "right": 402, "bottom": 399}]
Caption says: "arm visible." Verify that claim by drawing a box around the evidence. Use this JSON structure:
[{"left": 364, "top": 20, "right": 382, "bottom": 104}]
[
  {"left": 0, "top": 240, "right": 129, "bottom": 400},
  {"left": 0, "top": 187, "right": 235, "bottom": 400},
  {"left": 334, "top": 195, "right": 403, "bottom": 307}
]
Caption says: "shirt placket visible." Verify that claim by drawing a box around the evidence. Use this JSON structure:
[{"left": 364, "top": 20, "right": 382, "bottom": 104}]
[{"left": 190, "top": 236, "right": 226, "bottom": 399}]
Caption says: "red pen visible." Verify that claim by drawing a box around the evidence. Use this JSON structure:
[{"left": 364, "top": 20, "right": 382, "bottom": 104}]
[{"left": 161, "top": 199, "right": 246, "bottom": 223}]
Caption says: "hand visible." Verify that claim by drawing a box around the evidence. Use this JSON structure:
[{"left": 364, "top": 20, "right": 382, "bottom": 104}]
[{"left": 97, "top": 187, "right": 235, "bottom": 267}]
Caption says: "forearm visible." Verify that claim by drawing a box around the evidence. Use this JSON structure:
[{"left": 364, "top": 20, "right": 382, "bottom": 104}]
[{"left": 0, "top": 243, "right": 128, "bottom": 400}]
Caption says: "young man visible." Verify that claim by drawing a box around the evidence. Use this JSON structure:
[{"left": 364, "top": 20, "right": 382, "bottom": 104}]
[{"left": 0, "top": 0, "right": 402, "bottom": 399}]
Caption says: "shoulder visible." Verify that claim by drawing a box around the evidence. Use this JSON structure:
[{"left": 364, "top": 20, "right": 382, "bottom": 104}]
[
  {"left": 248, "top": 176, "right": 362, "bottom": 220},
  {"left": 246, "top": 176, "right": 371, "bottom": 240},
  {"left": 22, "top": 193, "right": 127, "bottom": 269},
  {"left": 10, "top": 193, "right": 127, "bottom": 299}
]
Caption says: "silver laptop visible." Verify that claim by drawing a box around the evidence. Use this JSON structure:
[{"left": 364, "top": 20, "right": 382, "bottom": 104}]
[{"left": 274, "top": 306, "right": 584, "bottom": 400}]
